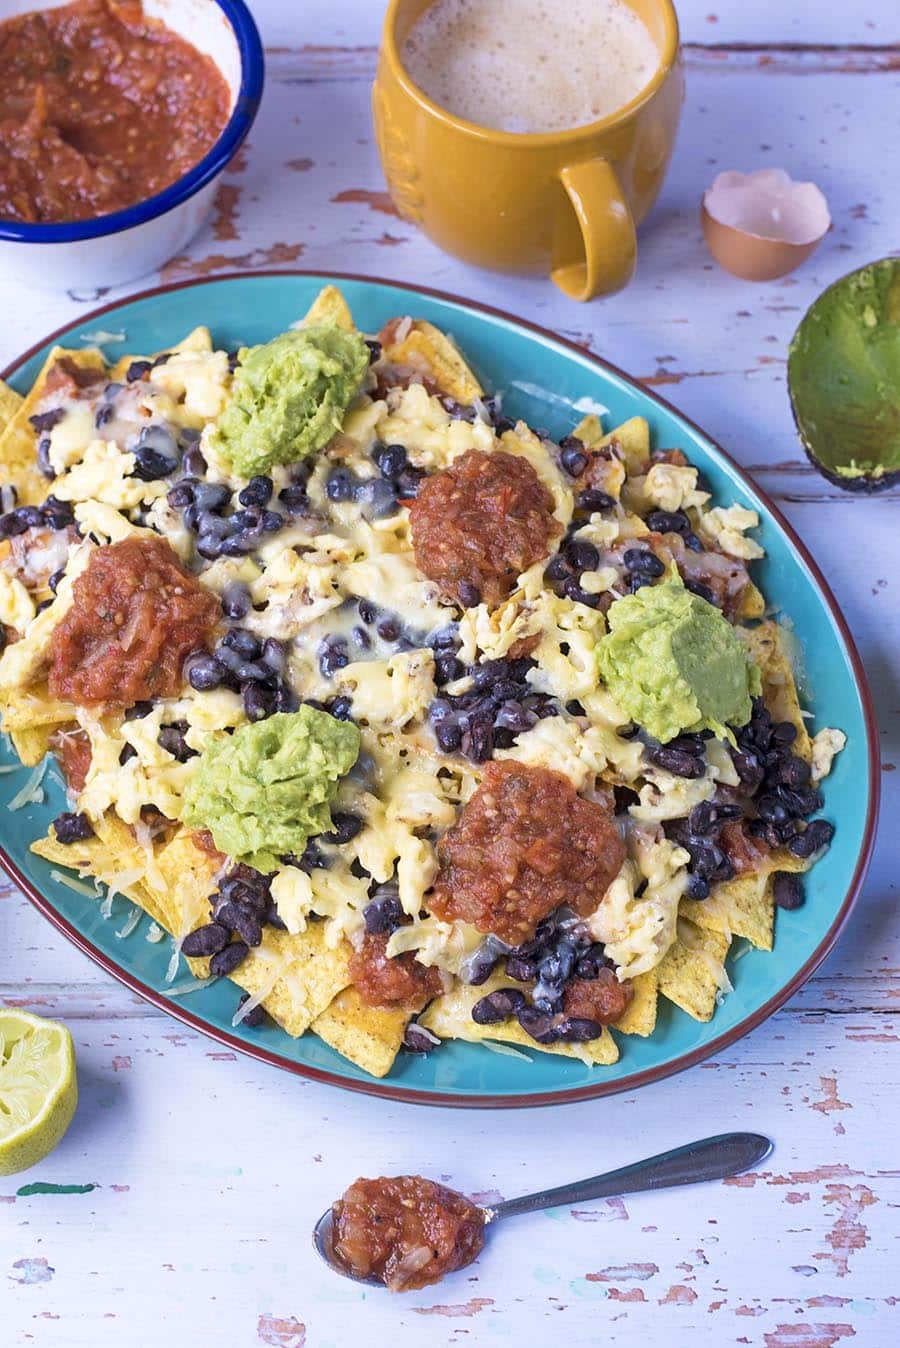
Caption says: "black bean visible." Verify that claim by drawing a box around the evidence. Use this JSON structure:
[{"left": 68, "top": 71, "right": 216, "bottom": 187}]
[
  {"left": 684, "top": 578, "right": 717, "bottom": 605},
  {"left": 328, "top": 695, "right": 353, "bottom": 721},
  {"left": 94, "top": 403, "right": 115, "bottom": 429},
  {"left": 359, "top": 477, "right": 398, "bottom": 518},
  {"left": 403, "top": 1023, "right": 441, "bottom": 1053},
  {"left": 125, "top": 359, "right": 152, "bottom": 382},
  {"left": 684, "top": 533, "right": 704, "bottom": 552},
  {"left": 563, "top": 577, "right": 601, "bottom": 608},
  {"left": 0, "top": 484, "right": 17, "bottom": 513},
  {"left": 576, "top": 488, "right": 615, "bottom": 512},
  {"left": 365, "top": 338, "right": 382, "bottom": 363},
  {"left": 374, "top": 443, "right": 407, "bottom": 479},
  {"left": 52, "top": 811, "right": 95, "bottom": 844},
  {"left": 773, "top": 871, "right": 804, "bottom": 910},
  {"left": 364, "top": 893, "right": 405, "bottom": 935},
  {"left": 456, "top": 580, "right": 481, "bottom": 608},
  {"left": 504, "top": 955, "right": 537, "bottom": 982},
  {"left": 462, "top": 717, "right": 493, "bottom": 763},
  {"left": 434, "top": 718, "right": 462, "bottom": 752},
  {"left": 222, "top": 628, "right": 260, "bottom": 660},
  {"left": 544, "top": 553, "right": 572, "bottom": 585},
  {"left": 210, "top": 941, "right": 250, "bottom": 976},
  {"left": 278, "top": 484, "right": 309, "bottom": 513},
  {"left": 463, "top": 942, "right": 506, "bottom": 987},
  {"left": 219, "top": 582, "right": 249, "bottom": 621},
  {"left": 788, "top": 818, "right": 834, "bottom": 858},
  {"left": 647, "top": 509, "right": 690, "bottom": 535},
  {"left": 47, "top": 567, "right": 64, "bottom": 593},
  {"left": 238, "top": 475, "right": 273, "bottom": 507},
  {"left": 321, "top": 811, "right": 363, "bottom": 845},
  {"left": 193, "top": 482, "right": 231, "bottom": 513},
  {"left": 319, "top": 637, "right": 349, "bottom": 679},
  {"left": 132, "top": 425, "right": 180, "bottom": 481},
  {"left": 29, "top": 407, "right": 65, "bottom": 433},
  {"left": 731, "top": 749, "right": 765, "bottom": 793},
  {"left": 158, "top": 724, "right": 195, "bottom": 762},
  {"left": 396, "top": 465, "right": 426, "bottom": 498},
  {"left": 242, "top": 682, "right": 274, "bottom": 721},
  {"left": 357, "top": 597, "right": 377, "bottom": 625},
  {"left": 573, "top": 945, "right": 609, "bottom": 979},
  {"left": 274, "top": 681, "right": 299, "bottom": 713},
  {"left": 182, "top": 445, "right": 207, "bottom": 478},
  {"left": 186, "top": 653, "right": 227, "bottom": 692},
  {"left": 689, "top": 841, "right": 727, "bottom": 880},
  {"left": 772, "top": 721, "right": 798, "bottom": 747},
  {"left": 771, "top": 756, "right": 812, "bottom": 789},
  {"left": 434, "top": 652, "right": 463, "bottom": 685},
  {"left": 236, "top": 992, "right": 268, "bottom": 1028},
  {"left": 559, "top": 438, "right": 589, "bottom": 477},
  {"left": 567, "top": 540, "right": 600, "bottom": 572},
  {"left": 685, "top": 873, "right": 711, "bottom": 900},
  {"left": 555, "top": 1017, "right": 603, "bottom": 1042},
  {"left": 181, "top": 922, "right": 229, "bottom": 957},
  {"left": 167, "top": 480, "right": 196, "bottom": 509},
  {"left": 431, "top": 625, "right": 459, "bottom": 652},
  {"left": 647, "top": 745, "right": 706, "bottom": 778},
  {"left": 624, "top": 547, "right": 665, "bottom": 578},
  {"left": 471, "top": 987, "right": 527, "bottom": 1024},
  {"left": 516, "top": 1005, "right": 559, "bottom": 1044},
  {"left": 216, "top": 902, "right": 263, "bottom": 947}
]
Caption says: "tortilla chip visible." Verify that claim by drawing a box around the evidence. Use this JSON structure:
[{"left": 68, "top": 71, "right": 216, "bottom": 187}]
[
  {"left": 681, "top": 850, "right": 809, "bottom": 952},
  {"left": 313, "top": 984, "right": 409, "bottom": 1078},
  {"left": 737, "top": 581, "right": 766, "bottom": 620},
  {"left": 223, "top": 925, "right": 353, "bottom": 1038},
  {"left": 572, "top": 413, "right": 604, "bottom": 447},
  {"left": 383, "top": 320, "right": 483, "bottom": 404},
  {"left": 597, "top": 416, "right": 650, "bottom": 475},
  {"left": 155, "top": 829, "right": 220, "bottom": 944},
  {"left": 31, "top": 812, "right": 170, "bottom": 931},
  {"left": 1, "top": 688, "right": 80, "bottom": 766},
  {"left": 109, "top": 326, "right": 214, "bottom": 382},
  {"left": 420, "top": 973, "right": 619, "bottom": 1066},
  {"left": 612, "top": 969, "right": 658, "bottom": 1037},
  {"left": 656, "top": 920, "right": 730, "bottom": 1022},
  {"left": 742, "top": 620, "right": 811, "bottom": 759},
  {"left": 0, "top": 347, "right": 105, "bottom": 505},
  {"left": 300, "top": 285, "right": 356, "bottom": 332},
  {"left": 0, "top": 380, "right": 23, "bottom": 435}
]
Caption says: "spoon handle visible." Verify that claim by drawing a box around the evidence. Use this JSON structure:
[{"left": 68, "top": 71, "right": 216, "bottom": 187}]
[{"left": 489, "top": 1132, "right": 772, "bottom": 1222}]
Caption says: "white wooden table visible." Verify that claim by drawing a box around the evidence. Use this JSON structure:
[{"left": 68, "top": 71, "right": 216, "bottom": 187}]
[{"left": 2, "top": 2, "right": 898, "bottom": 1344}]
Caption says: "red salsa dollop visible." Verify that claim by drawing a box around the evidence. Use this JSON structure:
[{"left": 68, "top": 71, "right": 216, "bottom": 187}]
[
  {"left": 332, "top": 1175, "right": 485, "bottom": 1292},
  {"left": 49, "top": 536, "right": 220, "bottom": 707},
  {"left": 0, "top": 0, "right": 230, "bottom": 224}
]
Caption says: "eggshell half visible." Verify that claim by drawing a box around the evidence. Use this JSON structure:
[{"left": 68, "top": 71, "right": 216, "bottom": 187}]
[{"left": 701, "top": 169, "right": 831, "bottom": 282}]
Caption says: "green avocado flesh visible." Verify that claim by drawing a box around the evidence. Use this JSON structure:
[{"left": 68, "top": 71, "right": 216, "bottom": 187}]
[
  {"left": 788, "top": 258, "right": 900, "bottom": 489},
  {"left": 211, "top": 324, "right": 370, "bottom": 477},
  {"left": 596, "top": 575, "right": 761, "bottom": 745},
  {"left": 181, "top": 708, "right": 361, "bottom": 872}
]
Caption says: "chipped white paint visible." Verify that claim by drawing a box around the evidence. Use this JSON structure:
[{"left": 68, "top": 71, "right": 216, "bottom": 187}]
[{"left": 1, "top": 1, "right": 898, "bottom": 1345}]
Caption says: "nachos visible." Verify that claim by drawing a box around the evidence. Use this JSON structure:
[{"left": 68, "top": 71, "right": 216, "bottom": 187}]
[{"left": 0, "top": 287, "right": 845, "bottom": 1077}]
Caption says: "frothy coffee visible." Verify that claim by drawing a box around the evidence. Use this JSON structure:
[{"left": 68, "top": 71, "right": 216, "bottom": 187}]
[{"left": 402, "top": 0, "right": 659, "bottom": 135}]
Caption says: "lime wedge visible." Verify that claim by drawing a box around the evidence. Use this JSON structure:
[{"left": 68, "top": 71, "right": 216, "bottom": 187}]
[{"left": 0, "top": 1009, "right": 77, "bottom": 1176}]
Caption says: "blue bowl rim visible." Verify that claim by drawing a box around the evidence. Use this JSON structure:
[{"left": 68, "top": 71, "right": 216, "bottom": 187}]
[
  {"left": 0, "top": 270, "right": 881, "bottom": 1109},
  {"left": 0, "top": 0, "right": 264, "bottom": 245}
]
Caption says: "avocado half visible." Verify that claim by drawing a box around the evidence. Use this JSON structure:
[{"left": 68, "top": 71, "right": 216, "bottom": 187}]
[{"left": 788, "top": 257, "right": 900, "bottom": 492}]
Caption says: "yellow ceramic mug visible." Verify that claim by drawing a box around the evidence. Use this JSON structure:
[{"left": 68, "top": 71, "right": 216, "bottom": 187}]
[{"left": 373, "top": 0, "right": 684, "bottom": 301}]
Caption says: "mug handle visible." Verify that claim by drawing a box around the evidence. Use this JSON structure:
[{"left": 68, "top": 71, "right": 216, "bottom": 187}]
[{"left": 552, "top": 160, "right": 637, "bottom": 301}]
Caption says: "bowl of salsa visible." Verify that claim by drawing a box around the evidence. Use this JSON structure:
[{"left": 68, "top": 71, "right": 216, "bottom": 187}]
[{"left": 0, "top": 0, "right": 263, "bottom": 288}]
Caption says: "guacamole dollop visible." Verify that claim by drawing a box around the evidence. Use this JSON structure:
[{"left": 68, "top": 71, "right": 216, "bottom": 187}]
[
  {"left": 596, "top": 574, "right": 761, "bottom": 744},
  {"left": 211, "top": 324, "right": 370, "bottom": 477},
  {"left": 181, "top": 707, "right": 361, "bottom": 872}
]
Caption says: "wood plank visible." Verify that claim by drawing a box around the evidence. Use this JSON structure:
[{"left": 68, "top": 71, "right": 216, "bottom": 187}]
[{"left": 1, "top": 1006, "right": 896, "bottom": 1345}]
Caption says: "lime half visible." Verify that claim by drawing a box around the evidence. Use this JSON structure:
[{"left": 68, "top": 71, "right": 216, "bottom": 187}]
[{"left": 0, "top": 1009, "right": 77, "bottom": 1177}]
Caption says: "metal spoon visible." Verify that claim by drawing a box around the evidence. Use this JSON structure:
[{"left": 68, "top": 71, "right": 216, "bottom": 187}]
[{"left": 313, "top": 1131, "right": 772, "bottom": 1286}]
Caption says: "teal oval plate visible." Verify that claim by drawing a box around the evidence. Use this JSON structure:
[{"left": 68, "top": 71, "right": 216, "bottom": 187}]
[{"left": 0, "top": 273, "right": 879, "bottom": 1107}]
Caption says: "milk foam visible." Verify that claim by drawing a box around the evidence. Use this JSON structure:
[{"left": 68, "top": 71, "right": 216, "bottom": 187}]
[{"left": 402, "top": 0, "right": 659, "bottom": 134}]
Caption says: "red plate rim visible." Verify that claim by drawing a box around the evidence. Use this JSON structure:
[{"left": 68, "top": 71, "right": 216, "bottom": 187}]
[{"left": 0, "top": 269, "right": 881, "bottom": 1109}]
